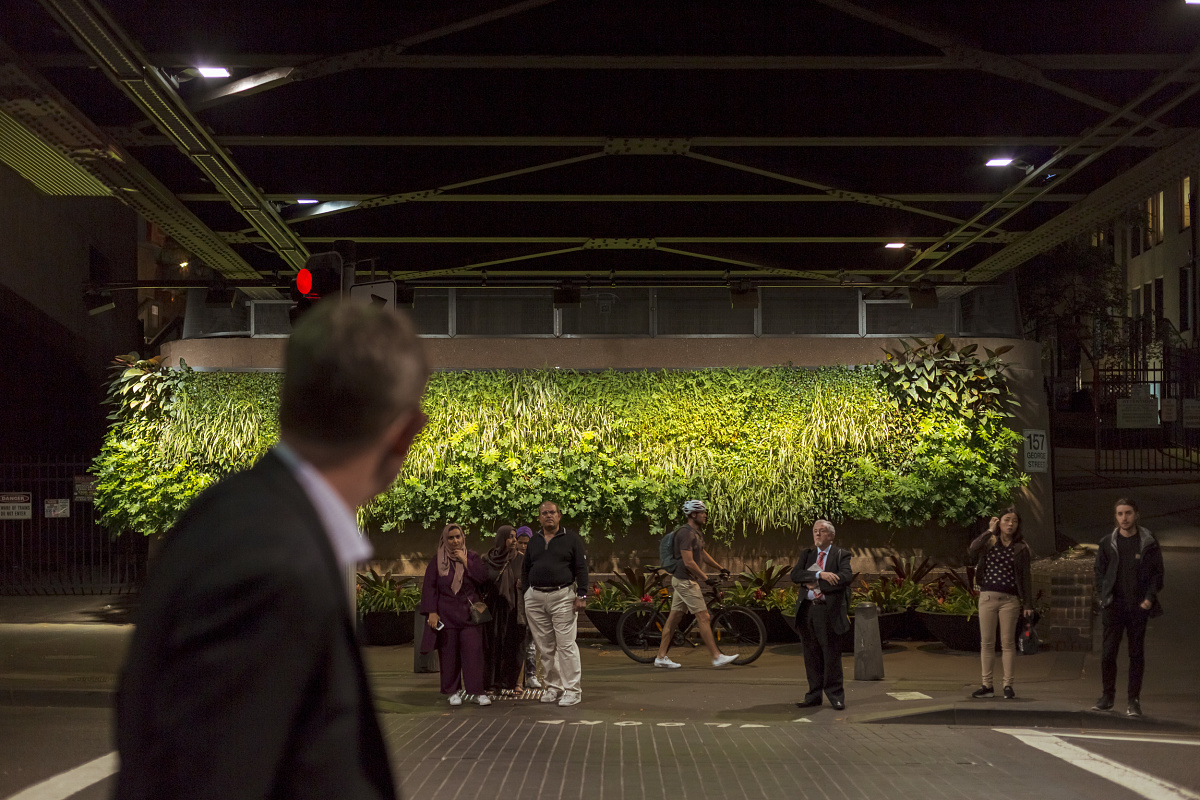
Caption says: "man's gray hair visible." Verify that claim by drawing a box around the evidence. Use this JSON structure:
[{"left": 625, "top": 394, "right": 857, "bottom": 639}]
[
  {"left": 280, "top": 301, "right": 428, "bottom": 453},
  {"left": 815, "top": 519, "right": 836, "bottom": 536}
]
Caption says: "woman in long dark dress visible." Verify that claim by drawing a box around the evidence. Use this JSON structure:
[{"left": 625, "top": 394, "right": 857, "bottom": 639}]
[
  {"left": 420, "top": 523, "right": 492, "bottom": 706},
  {"left": 481, "top": 525, "right": 526, "bottom": 693}
]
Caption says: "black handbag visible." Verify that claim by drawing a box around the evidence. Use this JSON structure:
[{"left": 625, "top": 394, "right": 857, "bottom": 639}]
[{"left": 469, "top": 600, "right": 493, "bottom": 625}]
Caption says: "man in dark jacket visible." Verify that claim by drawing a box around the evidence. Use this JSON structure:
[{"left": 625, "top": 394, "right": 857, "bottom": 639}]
[
  {"left": 1092, "top": 497, "right": 1164, "bottom": 718},
  {"left": 791, "top": 519, "right": 854, "bottom": 710},
  {"left": 114, "top": 302, "right": 429, "bottom": 799}
]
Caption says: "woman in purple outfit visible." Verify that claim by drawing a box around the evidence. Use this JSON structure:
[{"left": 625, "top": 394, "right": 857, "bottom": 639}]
[{"left": 420, "top": 523, "right": 492, "bottom": 706}]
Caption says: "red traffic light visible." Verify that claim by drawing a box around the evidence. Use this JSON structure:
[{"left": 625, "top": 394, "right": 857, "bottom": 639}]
[{"left": 296, "top": 268, "right": 313, "bottom": 296}]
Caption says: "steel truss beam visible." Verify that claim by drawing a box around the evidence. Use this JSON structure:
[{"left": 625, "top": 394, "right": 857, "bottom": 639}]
[
  {"left": 105, "top": 132, "right": 1177, "bottom": 149},
  {"left": 0, "top": 39, "right": 268, "bottom": 291},
  {"left": 894, "top": 43, "right": 1200, "bottom": 279},
  {"left": 189, "top": 0, "right": 559, "bottom": 111},
  {"left": 35, "top": 0, "right": 308, "bottom": 270},
  {"left": 813, "top": 0, "right": 1170, "bottom": 132},
  {"left": 223, "top": 236, "right": 1019, "bottom": 245},
  {"left": 947, "top": 128, "right": 1200, "bottom": 295},
  {"left": 181, "top": 193, "right": 1085, "bottom": 203},
  {"left": 26, "top": 53, "right": 1199, "bottom": 72}
]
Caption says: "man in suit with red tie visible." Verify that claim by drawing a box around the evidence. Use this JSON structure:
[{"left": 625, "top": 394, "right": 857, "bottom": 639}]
[{"left": 791, "top": 519, "right": 854, "bottom": 710}]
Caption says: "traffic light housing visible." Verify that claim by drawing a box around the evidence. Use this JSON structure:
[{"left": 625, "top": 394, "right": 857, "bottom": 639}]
[{"left": 289, "top": 251, "right": 343, "bottom": 324}]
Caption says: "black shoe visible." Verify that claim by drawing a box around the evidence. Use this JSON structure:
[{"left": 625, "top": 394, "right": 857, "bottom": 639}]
[
  {"left": 971, "top": 685, "right": 994, "bottom": 699},
  {"left": 796, "top": 698, "right": 822, "bottom": 708},
  {"left": 1091, "top": 695, "right": 1114, "bottom": 711},
  {"left": 1003, "top": 686, "right": 1015, "bottom": 700},
  {"left": 831, "top": 699, "right": 845, "bottom": 711},
  {"left": 1127, "top": 699, "right": 1142, "bottom": 718}
]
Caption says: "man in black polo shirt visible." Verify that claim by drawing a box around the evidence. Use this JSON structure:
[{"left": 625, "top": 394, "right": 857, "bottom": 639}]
[{"left": 521, "top": 500, "right": 588, "bottom": 707}]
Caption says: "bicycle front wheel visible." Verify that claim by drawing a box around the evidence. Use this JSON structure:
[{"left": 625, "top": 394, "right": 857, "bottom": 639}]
[
  {"left": 711, "top": 606, "right": 767, "bottom": 665},
  {"left": 616, "top": 604, "right": 666, "bottom": 664}
]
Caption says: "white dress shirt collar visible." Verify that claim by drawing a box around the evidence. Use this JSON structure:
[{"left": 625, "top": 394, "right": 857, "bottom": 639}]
[{"left": 273, "top": 443, "right": 373, "bottom": 570}]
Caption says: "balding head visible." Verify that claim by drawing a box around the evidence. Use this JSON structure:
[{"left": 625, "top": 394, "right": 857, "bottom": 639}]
[{"left": 280, "top": 301, "right": 428, "bottom": 462}]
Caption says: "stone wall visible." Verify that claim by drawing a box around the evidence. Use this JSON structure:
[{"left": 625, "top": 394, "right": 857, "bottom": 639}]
[{"left": 1031, "top": 555, "right": 1095, "bottom": 651}]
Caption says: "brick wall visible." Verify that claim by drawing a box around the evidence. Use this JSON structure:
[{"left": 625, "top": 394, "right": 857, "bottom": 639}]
[{"left": 1031, "top": 556, "right": 1094, "bottom": 651}]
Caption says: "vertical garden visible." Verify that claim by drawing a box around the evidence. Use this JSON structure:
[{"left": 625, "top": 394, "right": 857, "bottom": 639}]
[{"left": 93, "top": 337, "right": 1027, "bottom": 541}]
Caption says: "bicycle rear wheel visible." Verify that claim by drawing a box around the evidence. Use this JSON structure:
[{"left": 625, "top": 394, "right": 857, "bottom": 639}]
[
  {"left": 616, "top": 604, "right": 666, "bottom": 664},
  {"left": 711, "top": 606, "right": 767, "bottom": 665}
]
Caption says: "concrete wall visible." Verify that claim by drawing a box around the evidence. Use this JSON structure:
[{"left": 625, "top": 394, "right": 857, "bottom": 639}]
[
  {"left": 163, "top": 332, "right": 1055, "bottom": 563},
  {"left": 0, "top": 162, "right": 140, "bottom": 455}
]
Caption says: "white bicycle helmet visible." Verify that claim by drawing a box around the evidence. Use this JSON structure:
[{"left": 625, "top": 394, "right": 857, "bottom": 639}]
[{"left": 682, "top": 499, "right": 708, "bottom": 515}]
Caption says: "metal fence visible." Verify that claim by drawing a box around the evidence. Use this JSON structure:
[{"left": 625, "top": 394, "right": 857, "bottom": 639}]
[
  {"left": 0, "top": 456, "right": 146, "bottom": 595},
  {"left": 1093, "top": 343, "right": 1200, "bottom": 473}
]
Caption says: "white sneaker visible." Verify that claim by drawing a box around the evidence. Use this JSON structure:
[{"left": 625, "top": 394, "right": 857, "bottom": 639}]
[
  {"left": 526, "top": 675, "right": 542, "bottom": 689},
  {"left": 654, "top": 657, "right": 682, "bottom": 669},
  {"left": 448, "top": 692, "right": 463, "bottom": 707},
  {"left": 539, "top": 688, "right": 561, "bottom": 703},
  {"left": 558, "top": 692, "right": 581, "bottom": 707},
  {"left": 712, "top": 654, "right": 739, "bottom": 668},
  {"left": 475, "top": 694, "right": 492, "bottom": 706}
]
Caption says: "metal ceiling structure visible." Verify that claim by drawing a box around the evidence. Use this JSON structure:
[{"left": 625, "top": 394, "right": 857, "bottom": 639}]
[{"left": 2, "top": 0, "right": 1199, "bottom": 291}]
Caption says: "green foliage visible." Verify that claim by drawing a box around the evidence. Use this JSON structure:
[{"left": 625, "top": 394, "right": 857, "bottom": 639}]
[
  {"left": 736, "top": 559, "right": 792, "bottom": 593},
  {"left": 606, "top": 566, "right": 668, "bottom": 604},
  {"left": 918, "top": 568, "right": 980, "bottom": 616},
  {"left": 841, "top": 411, "right": 1028, "bottom": 528},
  {"left": 879, "top": 335, "right": 1017, "bottom": 420},
  {"left": 585, "top": 582, "right": 634, "bottom": 611},
  {"left": 356, "top": 569, "right": 420, "bottom": 614},
  {"left": 93, "top": 361, "right": 1027, "bottom": 539},
  {"left": 850, "top": 575, "right": 925, "bottom": 613},
  {"left": 762, "top": 586, "right": 799, "bottom": 613}
]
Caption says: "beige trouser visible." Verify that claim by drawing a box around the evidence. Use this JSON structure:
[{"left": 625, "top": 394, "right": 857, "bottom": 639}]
[
  {"left": 978, "top": 591, "right": 1021, "bottom": 688},
  {"left": 523, "top": 586, "right": 581, "bottom": 698}
]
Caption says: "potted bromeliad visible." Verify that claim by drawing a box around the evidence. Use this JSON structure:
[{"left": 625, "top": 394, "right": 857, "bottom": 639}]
[
  {"left": 585, "top": 567, "right": 669, "bottom": 645},
  {"left": 725, "top": 561, "right": 799, "bottom": 642},
  {"left": 914, "top": 568, "right": 981, "bottom": 652},
  {"left": 850, "top": 556, "right": 937, "bottom": 642},
  {"left": 356, "top": 568, "right": 421, "bottom": 646}
]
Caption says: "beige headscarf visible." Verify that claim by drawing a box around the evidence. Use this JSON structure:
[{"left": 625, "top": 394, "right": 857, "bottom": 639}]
[{"left": 437, "top": 523, "right": 465, "bottom": 595}]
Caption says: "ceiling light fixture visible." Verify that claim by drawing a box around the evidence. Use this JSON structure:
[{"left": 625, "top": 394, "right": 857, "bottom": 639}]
[
  {"left": 179, "top": 260, "right": 188, "bottom": 267},
  {"left": 196, "top": 67, "right": 230, "bottom": 78},
  {"left": 885, "top": 242, "right": 906, "bottom": 249},
  {"left": 987, "top": 156, "right": 1036, "bottom": 175},
  {"left": 296, "top": 198, "right": 319, "bottom": 204},
  {"left": 986, "top": 158, "right": 1014, "bottom": 167}
]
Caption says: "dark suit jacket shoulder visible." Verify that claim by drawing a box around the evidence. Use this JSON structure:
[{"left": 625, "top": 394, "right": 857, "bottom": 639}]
[{"left": 115, "top": 452, "right": 396, "bottom": 800}]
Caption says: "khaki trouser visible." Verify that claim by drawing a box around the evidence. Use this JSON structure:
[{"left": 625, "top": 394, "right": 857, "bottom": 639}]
[
  {"left": 979, "top": 591, "right": 1021, "bottom": 688},
  {"left": 523, "top": 586, "right": 581, "bottom": 698}
]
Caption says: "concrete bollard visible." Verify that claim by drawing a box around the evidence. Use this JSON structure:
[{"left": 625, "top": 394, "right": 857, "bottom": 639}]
[
  {"left": 412, "top": 610, "right": 439, "bottom": 673},
  {"left": 854, "top": 602, "right": 885, "bottom": 681}
]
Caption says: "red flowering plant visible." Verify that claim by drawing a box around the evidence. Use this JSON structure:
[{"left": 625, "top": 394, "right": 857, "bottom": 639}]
[
  {"left": 587, "top": 566, "right": 667, "bottom": 611},
  {"left": 917, "top": 567, "right": 979, "bottom": 617},
  {"left": 724, "top": 559, "right": 792, "bottom": 609}
]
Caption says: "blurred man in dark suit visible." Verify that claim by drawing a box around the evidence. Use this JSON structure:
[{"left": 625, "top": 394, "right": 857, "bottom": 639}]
[
  {"left": 114, "top": 301, "right": 428, "bottom": 800},
  {"left": 791, "top": 519, "right": 853, "bottom": 710}
]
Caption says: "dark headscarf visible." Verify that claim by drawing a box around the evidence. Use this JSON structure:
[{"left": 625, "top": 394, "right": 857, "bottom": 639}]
[
  {"left": 484, "top": 525, "right": 517, "bottom": 570},
  {"left": 484, "top": 525, "right": 520, "bottom": 609}
]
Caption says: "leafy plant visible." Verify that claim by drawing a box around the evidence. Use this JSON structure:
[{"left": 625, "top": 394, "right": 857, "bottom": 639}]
[
  {"left": 879, "top": 335, "right": 1018, "bottom": 420},
  {"left": 605, "top": 567, "right": 667, "bottom": 604},
  {"left": 918, "top": 567, "right": 980, "bottom": 616},
  {"left": 356, "top": 569, "right": 419, "bottom": 614},
  {"left": 585, "top": 582, "right": 632, "bottom": 611},
  {"left": 722, "top": 581, "right": 768, "bottom": 608},
  {"left": 102, "top": 353, "right": 193, "bottom": 424},
  {"left": 762, "top": 586, "right": 799, "bottom": 613},
  {"left": 850, "top": 575, "right": 922, "bottom": 614},
  {"left": 888, "top": 555, "right": 936, "bottom": 584},
  {"left": 736, "top": 559, "right": 792, "bottom": 593}
]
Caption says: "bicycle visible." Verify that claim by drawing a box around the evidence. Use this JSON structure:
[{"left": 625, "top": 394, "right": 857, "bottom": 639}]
[{"left": 615, "top": 567, "right": 767, "bottom": 665}]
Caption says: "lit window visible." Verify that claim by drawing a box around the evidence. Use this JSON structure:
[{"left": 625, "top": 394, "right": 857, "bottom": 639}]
[
  {"left": 1183, "top": 176, "right": 1192, "bottom": 230},
  {"left": 1155, "top": 191, "right": 1165, "bottom": 243}
]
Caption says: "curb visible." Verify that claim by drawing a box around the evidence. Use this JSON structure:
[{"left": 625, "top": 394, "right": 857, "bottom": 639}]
[{"left": 852, "top": 702, "right": 1200, "bottom": 733}]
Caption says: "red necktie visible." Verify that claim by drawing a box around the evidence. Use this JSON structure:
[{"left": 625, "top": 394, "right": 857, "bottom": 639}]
[{"left": 813, "top": 551, "right": 826, "bottom": 601}]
